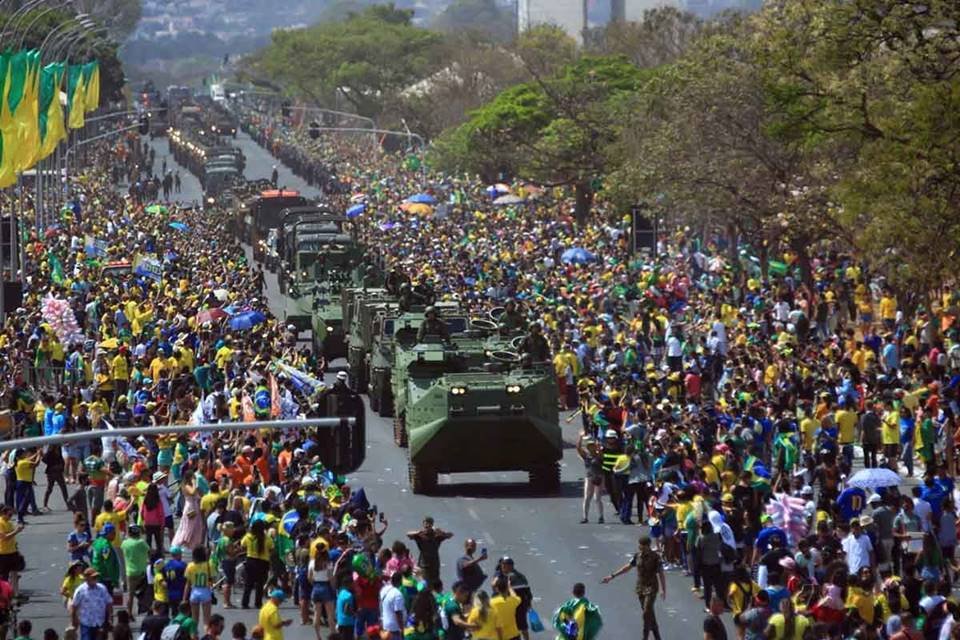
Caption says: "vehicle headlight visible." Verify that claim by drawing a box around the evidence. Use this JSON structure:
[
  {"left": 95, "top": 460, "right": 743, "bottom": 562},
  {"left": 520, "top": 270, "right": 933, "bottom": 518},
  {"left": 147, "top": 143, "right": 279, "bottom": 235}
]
[
  {"left": 505, "top": 384, "right": 521, "bottom": 394},
  {"left": 326, "top": 326, "right": 334, "bottom": 332},
  {"left": 206, "top": 197, "right": 215, "bottom": 204},
  {"left": 450, "top": 386, "right": 467, "bottom": 396}
]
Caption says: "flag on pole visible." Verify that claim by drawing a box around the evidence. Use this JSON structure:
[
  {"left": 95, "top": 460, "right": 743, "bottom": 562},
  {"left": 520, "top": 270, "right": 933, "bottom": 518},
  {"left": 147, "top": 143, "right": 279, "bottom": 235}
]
[
  {"left": 38, "top": 62, "right": 65, "bottom": 160},
  {"left": 0, "top": 51, "right": 19, "bottom": 188},
  {"left": 49, "top": 252, "right": 64, "bottom": 284},
  {"left": 83, "top": 62, "right": 99, "bottom": 112},
  {"left": 241, "top": 391, "right": 255, "bottom": 422},
  {"left": 67, "top": 64, "right": 86, "bottom": 129},
  {"left": 16, "top": 50, "right": 41, "bottom": 172}
]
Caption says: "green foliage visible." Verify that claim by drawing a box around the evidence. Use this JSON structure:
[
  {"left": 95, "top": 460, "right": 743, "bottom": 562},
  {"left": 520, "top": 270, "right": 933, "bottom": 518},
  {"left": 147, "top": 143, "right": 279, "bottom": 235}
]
[
  {"left": 431, "top": 0, "right": 515, "bottom": 43},
  {"left": 249, "top": 3, "right": 442, "bottom": 118},
  {"left": 434, "top": 55, "right": 655, "bottom": 222}
]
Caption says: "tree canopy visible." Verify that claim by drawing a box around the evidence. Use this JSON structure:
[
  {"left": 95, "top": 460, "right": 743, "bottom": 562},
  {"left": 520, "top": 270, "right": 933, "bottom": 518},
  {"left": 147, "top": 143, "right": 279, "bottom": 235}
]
[{"left": 248, "top": 3, "right": 442, "bottom": 118}]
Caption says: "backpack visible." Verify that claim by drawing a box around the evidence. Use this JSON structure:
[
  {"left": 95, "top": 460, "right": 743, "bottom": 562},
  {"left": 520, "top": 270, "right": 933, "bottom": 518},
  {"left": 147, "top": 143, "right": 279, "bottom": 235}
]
[
  {"left": 720, "top": 542, "right": 737, "bottom": 564},
  {"left": 160, "top": 621, "right": 188, "bottom": 640}
]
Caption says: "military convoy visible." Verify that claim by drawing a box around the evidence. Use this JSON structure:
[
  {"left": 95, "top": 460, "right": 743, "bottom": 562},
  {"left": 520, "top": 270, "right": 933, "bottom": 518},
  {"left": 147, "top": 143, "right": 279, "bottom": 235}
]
[{"left": 231, "top": 180, "right": 561, "bottom": 496}]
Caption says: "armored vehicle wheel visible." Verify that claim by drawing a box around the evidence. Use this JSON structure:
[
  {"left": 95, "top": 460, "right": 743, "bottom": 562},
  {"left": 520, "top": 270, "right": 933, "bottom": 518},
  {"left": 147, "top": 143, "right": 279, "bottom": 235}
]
[
  {"left": 393, "top": 412, "right": 408, "bottom": 448},
  {"left": 529, "top": 463, "right": 561, "bottom": 492},
  {"left": 409, "top": 463, "right": 437, "bottom": 494}
]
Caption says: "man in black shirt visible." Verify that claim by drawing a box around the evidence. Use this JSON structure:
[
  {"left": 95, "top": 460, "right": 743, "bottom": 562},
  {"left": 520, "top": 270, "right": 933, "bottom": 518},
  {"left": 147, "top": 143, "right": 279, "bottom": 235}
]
[
  {"left": 406, "top": 517, "right": 453, "bottom": 584},
  {"left": 455, "top": 538, "right": 487, "bottom": 595},
  {"left": 140, "top": 601, "right": 170, "bottom": 640}
]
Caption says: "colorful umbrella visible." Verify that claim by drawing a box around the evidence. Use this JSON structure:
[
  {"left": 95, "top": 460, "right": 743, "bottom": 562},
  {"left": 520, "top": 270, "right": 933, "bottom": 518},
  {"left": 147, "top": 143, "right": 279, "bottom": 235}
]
[
  {"left": 229, "top": 310, "right": 267, "bottom": 331},
  {"left": 493, "top": 194, "right": 524, "bottom": 206},
  {"left": 145, "top": 204, "right": 168, "bottom": 215},
  {"left": 346, "top": 203, "right": 366, "bottom": 218},
  {"left": 399, "top": 202, "right": 432, "bottom": 215},
  {"left": 168, "top": 222, "right": 189, "bottom": 232},
  {"left": 196, "top": 308, "right": 227, "bottom": 324},
  {"left": 560, "top": 247, "right": 597, "bottom": 265},
  {"left": 406, "top": 193, "right": 436, "bottom": 204}
]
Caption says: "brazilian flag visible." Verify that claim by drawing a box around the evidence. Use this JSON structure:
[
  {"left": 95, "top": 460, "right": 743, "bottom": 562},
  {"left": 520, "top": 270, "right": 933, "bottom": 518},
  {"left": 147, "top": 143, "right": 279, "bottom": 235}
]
[
  {"left": 553, "top": 597, "right": 603, "bottom": 640},
  {"left": 744, "top": 455, "right": 772, "bottom": 494}
]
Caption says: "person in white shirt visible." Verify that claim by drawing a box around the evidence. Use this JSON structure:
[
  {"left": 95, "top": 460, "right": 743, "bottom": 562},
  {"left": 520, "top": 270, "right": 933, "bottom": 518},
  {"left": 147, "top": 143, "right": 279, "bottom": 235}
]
[
  {"left": 379, "top": 571, "right": 406, "bottom": 640},
  {"left": 842, "top": 518, "right": 875, "bottom": 576}
]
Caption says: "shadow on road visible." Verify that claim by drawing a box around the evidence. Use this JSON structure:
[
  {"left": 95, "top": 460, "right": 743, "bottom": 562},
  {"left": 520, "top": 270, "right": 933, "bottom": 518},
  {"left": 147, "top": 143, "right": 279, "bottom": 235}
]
[{"left": 428, "top": 479, "right": 582, "bottom": 499}]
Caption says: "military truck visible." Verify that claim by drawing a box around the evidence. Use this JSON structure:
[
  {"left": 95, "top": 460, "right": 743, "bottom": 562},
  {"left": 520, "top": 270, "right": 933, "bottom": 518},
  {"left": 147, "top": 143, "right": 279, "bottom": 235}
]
[
  {"left": 343, "top": 288, "right": 398, "bottom": 393},
  {"left": 244, "top": 190, "right": 308, "bottom": 263},
  {"left": 394, "top": 341, "right": 562, "bottom": 494},
  {"left": 278, "top": 211, "right": 368, "bottom": 359},
  {"left": 369, "top": 304, "right": 468, "bottom": 418}
]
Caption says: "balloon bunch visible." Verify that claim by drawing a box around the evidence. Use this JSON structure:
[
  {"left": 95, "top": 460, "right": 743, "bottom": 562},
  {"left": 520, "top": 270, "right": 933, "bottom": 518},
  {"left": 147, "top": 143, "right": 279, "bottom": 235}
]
[
  {"left": 765, "top": 492, "right": 809, "bottom": 545},
  {"left": 41, "top": 294, "right": 83, "bottom": 346}
]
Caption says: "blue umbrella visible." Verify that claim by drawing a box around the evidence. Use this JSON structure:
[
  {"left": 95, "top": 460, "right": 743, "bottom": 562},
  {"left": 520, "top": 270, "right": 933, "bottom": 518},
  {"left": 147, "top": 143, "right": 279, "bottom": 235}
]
[
  {"left": 379, "top": 221, "right": 398, "bottom": 231},
  {"left": 847, "top": 468, "right": 901, "bottom": 490},
  {"left": 406, "top": 193, "right": 436, "bottom": 204},
  {"left": 229, "top": 310, "right": 266, "bottom": 331},
  {"left": 169, "top": 222, "right": 189, "bottom": 232},
  {"left": 560, "top": 247, "right": 596, "bottom": 265},
  {"left": 346, "top": 203, "right": 366, "bottom": 218}
]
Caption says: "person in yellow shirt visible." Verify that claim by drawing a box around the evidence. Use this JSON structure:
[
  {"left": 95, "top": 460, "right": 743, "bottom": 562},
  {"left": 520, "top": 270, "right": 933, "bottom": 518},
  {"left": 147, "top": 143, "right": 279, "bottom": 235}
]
[
  {"left": 466, "top": 590, "right": 499, "bottom": 640},
  {"left": 215, "top": 341, "right": 234, "bottom": 370},
  {"left": 882, "top": 402, "right": 900, "bottom": 460},
  {"left": 151, "top": 557, "right": 168, "bottom": 605},
  {"left": 259, "top": 589, "right": 291, "bottom": 640},
  {"left": 880, "top": 292, "right": 897, "bottom": 330},
  {"left": 112, "top": 349, "right": 130, "bottom": 396},
  {"left": 199, "top": 481, "right": 225, "bottom": 515},
  {"left": 835, "top": 403, "right": 858, "bottom": 466},
  {"left": 799, "top": 407, "right": 820, "bottom": 453},
  {"left": 489, "top": 576, "right": 522, "bottom": 640},
  {"left": 14, "top": 448, "right": 41, "bottom": 523},
  {"left": 93, "top": 500, "right": 128, "bottom": 549},
  {"left": 0, "top": 505, "right": 25, "bottom": 594},
  {"left": 241, "top": 520, "right": 274, "bottom": 608}
]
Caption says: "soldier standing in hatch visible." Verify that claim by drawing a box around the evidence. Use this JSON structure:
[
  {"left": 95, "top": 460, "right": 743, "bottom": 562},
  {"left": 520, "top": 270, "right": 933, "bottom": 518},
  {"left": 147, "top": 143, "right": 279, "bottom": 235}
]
[
  {"left": 418, "top": 306, "right": 450, "bottom": 343},
  {"left": 499, "top": 298, "right": 527, "bottom": 334},
  {"left": 520, "top": 323, "right": 550, "bottom": 363}
]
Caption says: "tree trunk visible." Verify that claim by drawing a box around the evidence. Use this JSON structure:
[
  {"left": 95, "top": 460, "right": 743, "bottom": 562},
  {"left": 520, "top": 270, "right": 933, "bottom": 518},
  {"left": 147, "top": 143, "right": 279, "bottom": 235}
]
[
  {"left": 759, "top": 241, "right": 769, "bottom": 282},
  {"left": 794, "top": 241, "right": 814, "bottom": 291},
  {"left": 573, "top": 182, "right": 594, "bottom": 226}
]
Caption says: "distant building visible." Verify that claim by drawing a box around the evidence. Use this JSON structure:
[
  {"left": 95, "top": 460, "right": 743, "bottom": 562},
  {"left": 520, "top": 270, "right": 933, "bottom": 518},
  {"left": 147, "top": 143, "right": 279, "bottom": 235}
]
[
  {"left": 517, "top": 0, "right": 587, "bottom": 41},
  {"left": 517, "top": 0, "right": 753, "bottom": 42}
]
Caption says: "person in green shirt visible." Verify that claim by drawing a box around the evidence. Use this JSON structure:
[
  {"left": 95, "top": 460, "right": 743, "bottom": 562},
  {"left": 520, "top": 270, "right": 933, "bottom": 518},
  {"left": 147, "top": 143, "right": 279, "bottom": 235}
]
[
  {"left": 172, "top": 601, "right": 199, "bottom": 640},
  {"left": 91, "top": 524, "right": 121, "bottom": 593},
  {"left": 121, "top": 525, "right": 150, "bottom": 619},
  {"left": 919, "top": 408, "right": 937, "bottom": 472}
]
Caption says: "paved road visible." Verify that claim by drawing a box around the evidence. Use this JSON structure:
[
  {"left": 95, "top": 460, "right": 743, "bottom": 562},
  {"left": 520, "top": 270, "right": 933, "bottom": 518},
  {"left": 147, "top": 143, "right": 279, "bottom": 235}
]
[{"left": 14, "top": 131, "right": 718, "bottom": 638}]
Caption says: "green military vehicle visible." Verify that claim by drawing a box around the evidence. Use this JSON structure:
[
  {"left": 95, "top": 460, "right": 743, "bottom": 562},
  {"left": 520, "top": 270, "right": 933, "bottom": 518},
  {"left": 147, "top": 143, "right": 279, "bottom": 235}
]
[
  {"left": 278, "top": 210, "right": 366, "bottom": 359},
  {"left": 394, "top": 341, "right": 562, "bottom": 494},
  {"left": 344, "top": 288, "right": 398, "bottom": 394},
  {"left": 370, "top": 303, "right": 468, "bottom": 418}
]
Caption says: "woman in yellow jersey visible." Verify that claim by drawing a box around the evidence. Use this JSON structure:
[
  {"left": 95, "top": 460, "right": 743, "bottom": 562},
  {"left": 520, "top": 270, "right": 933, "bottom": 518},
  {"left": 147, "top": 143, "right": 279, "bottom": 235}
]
[
  {"left": 241, "top": 519, "right": 274, "bottom": 608},
  {"left": 60, "top": 560, "right": 85, "bottom": 606},
  {"left": 185, "top": 546, "right": 214, "bottom": 629},
  {"left": 151, "top": 557, "right": 168, "bottom": 606},
  {"left": 466, "top": 590, "right": 498, "bottom": 640}
]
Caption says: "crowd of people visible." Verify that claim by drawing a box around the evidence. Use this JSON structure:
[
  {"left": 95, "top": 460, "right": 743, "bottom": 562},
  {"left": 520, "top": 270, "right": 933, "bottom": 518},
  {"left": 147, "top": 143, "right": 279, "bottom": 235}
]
[{"left": 0, "top": 91, "right": 956, "bottom": 640}]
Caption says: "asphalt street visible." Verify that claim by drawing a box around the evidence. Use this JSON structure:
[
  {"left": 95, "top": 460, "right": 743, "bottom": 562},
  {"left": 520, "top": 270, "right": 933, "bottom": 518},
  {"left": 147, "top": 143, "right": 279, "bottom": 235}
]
[{"left": 14, "top": 130, "right": 719, "bottom": 638}]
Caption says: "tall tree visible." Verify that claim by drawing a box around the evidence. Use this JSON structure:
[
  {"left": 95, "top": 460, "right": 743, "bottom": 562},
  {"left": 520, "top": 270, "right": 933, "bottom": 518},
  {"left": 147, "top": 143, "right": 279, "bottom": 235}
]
[
  {"left": 434, "top": 55, "right": 655, "bottom": 224},
  {"left": 752, "top": 0, "right": 960, "bottom": 297},
  {"left": 249, "top": 3, "right": 442, "bottom": 118}
]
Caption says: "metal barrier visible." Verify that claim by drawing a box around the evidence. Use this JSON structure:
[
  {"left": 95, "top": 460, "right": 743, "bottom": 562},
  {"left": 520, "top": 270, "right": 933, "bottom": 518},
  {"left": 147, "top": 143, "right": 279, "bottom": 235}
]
[{"left": 0, "top": 416, "right": 364, "bottom": 473}]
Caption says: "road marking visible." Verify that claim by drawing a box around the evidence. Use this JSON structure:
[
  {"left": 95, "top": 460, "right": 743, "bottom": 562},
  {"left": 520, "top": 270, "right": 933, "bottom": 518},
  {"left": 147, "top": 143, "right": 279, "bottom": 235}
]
[
  {"left": 467, "top": 507, "right": 480, "bottom": 522},
  {"left": 482, "top": 531, "right": 496, "bottom": 546}
]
